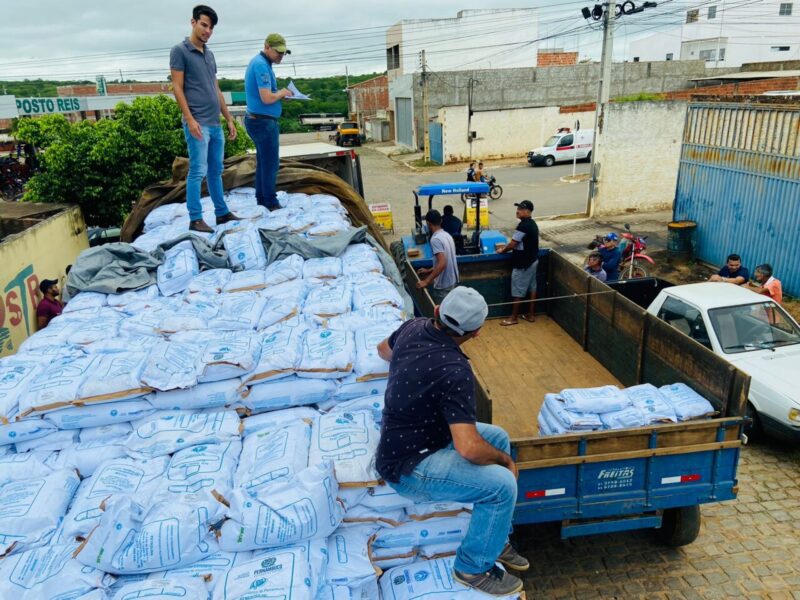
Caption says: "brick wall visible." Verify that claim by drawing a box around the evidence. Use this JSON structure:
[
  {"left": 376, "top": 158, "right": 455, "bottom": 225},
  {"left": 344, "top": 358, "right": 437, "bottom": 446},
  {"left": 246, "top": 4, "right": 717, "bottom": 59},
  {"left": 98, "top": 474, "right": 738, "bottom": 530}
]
[
  {"left": 664, "top": 77, "right": 800, "bottom": 100},
  {"left": 56, "top": 82, "right": 171, "bottom": 96},
  {"left": 560, "top": 102, "right": 596, "bottom": 113},
  {"left": 537, "top": 51, "right": 579, "bottom": 67},
  {"left": 349, "top": 75, "right": 389, "bottom": 112}
]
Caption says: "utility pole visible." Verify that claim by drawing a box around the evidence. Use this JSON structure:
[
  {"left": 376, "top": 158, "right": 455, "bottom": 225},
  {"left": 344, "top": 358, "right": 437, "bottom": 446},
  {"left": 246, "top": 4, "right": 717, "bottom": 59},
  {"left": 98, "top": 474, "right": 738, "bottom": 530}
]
[
  {"left": 583, "top": 1, "right": 656, "bottom": 215},
  {"left": 420, "top": 50, "right": 430, "bottom": 163},
  {"left": 467, "top": 77, "right": 476, "bottom": 162},
  {"left": 587, "top": 1, "right": 616, "bottom": 216}
]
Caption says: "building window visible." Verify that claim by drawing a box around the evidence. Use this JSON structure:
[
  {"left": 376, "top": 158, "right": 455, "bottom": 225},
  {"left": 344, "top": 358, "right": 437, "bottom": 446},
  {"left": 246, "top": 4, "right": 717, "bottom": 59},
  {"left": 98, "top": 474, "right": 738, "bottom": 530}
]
[
  {"left": 666, "top": 53, "right": 674, "bottom": 60},
  {"left": 633, "top": 56, "right": 640, "bottom": 62},
  {"left": 699, "top": 49, "right": 716, "bottom": 60},
  {"left": 771, "top": 45, "right": 791, "bottom": 51},
  {"left": 686, "top": 9, "right": 699, "bottom": 23},
  {"left": 719, "top": 48, "right": 726, "bottom": 60},
  {"left": 779, "top": 3, "right": 792, "bottom": 15},
  {"left": 708, "top": 5, "right": 717, "bottom": 18},
  {"left": 386, "top": 45, "right": 400, "bottom": 70}
]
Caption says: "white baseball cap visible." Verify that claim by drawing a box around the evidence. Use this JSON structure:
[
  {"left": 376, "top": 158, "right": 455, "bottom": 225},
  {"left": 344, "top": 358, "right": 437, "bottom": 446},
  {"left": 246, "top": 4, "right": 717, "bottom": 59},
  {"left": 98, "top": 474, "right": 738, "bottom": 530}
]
[{"left": 439, "top": 286, "right": 489, "bottom": 335}]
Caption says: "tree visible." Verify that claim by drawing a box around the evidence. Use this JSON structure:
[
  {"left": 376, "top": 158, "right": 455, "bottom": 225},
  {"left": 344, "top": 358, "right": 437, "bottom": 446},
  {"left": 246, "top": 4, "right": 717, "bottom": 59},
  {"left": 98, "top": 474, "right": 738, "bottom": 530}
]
[{"left": 16, "top": 95, "right": 253, "bottom": 227}]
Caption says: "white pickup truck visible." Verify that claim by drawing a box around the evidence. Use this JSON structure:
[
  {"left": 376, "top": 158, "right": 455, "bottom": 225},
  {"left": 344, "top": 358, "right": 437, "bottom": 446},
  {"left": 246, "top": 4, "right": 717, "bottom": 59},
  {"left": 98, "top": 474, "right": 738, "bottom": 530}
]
[{"left": 646, "top": 282, "right": 800, "bottom": 441}]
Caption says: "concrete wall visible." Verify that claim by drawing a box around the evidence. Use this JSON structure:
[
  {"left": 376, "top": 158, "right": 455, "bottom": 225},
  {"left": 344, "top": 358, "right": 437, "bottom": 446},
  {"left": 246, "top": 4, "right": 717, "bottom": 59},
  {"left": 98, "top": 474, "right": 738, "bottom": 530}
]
[
  {"left": 438, "top": 105, "right": 594, "bottom": 163},
  {"left": 0, "top": 206, "right": 88, "bottom": 356},
  {"left": 408, "top": 60, "right": 727, "bottom": 148},
  {"left": 591, "top": 101, "right": 688, "bottom": 216}
]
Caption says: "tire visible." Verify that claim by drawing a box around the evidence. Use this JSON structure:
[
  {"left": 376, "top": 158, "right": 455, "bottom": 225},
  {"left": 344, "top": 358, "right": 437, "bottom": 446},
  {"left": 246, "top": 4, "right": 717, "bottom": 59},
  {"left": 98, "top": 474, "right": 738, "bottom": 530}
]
[
  {"left": 656, "top": 506, "right": 701, "bottom": 547},
  {"left": 544, "top": 156, "right": 555, "bottom": 167},
  {"left": 620, "top": 261, "right": 650, "bottom": 279},
  {"left": 489, "top": 185, "right": 503, "bottom": 200},
  {"left": 744, "top": 401, "right": 761, "bottom": 441}
]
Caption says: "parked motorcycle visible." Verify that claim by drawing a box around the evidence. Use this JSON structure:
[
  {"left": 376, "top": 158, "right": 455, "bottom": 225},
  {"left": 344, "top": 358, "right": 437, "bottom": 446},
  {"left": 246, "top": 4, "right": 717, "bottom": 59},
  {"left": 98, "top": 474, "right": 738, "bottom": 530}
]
[{"left": 588, "top": 223, "right": 654, "bottom": 279}]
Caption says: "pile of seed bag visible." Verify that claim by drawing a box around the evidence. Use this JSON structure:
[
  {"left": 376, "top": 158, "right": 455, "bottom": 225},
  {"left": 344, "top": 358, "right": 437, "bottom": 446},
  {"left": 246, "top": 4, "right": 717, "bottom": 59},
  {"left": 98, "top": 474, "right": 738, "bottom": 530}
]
[{"left": 0, "top": 188, "right": 523, "bottom": 600}]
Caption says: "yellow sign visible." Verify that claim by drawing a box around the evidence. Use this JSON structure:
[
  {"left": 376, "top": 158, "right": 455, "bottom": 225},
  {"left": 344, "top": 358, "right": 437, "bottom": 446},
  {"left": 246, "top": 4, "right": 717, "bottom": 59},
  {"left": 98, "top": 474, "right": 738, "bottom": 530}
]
[
  {"left": 465, "top": 198, "right": 490, "bottom": 228},
  {"left": 369, "top": 202, "right": 394, "bottom": 234}
]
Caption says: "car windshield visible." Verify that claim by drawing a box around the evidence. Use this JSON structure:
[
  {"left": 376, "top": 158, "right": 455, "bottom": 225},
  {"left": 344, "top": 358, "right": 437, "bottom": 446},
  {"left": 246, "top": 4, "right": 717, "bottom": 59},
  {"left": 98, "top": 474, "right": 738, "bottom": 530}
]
[
  {"left": 342, "top": 122, "right": 358, "bottom": 129},
  {"left": 543, "top": 135, "right": 560, "bottom": 146},
  {"left": 708, "top": 302, "right": 800, "bottom": 354}
]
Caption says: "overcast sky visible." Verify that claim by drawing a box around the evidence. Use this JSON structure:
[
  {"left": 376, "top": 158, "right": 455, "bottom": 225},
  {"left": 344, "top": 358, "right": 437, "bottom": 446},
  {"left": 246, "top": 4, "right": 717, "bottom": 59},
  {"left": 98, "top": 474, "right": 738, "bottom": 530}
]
[{"left": 0, "top": 1, "right": 687, "bottom": 83}]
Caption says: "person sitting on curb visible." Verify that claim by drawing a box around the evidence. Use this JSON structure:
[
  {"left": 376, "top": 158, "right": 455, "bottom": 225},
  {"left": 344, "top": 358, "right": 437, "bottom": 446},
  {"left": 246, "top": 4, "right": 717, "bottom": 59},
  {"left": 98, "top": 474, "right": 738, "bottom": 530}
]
[
  {"left": 709, "top": 253, "right": 749, "bottom": 285},
  {"left": 745, "top": 263, "right": 782, "bottom": 305},
  {"left": 585, "top": 251, "right": 607, "bottom": 282}
]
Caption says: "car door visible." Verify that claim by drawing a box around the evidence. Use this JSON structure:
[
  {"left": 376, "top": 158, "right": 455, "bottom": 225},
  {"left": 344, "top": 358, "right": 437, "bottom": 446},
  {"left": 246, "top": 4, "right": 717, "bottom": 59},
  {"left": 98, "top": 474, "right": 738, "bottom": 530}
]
[{"left": 555, "top": 134, "right": 574, "bottom": 162}]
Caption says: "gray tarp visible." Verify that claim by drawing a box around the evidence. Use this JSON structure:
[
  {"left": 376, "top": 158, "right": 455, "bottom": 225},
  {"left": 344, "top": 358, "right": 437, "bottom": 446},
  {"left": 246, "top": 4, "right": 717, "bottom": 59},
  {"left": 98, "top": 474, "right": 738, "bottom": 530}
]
[{"left": 66, "top": 226, "right": 413, "bottom": 314}]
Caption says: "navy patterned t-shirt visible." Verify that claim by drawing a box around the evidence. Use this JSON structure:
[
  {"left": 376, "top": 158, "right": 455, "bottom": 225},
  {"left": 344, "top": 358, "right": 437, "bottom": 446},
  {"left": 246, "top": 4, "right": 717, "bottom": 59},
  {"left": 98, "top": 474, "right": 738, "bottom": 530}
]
[{"left": 376, "top": 318, "right": 477, "bottom": 483}]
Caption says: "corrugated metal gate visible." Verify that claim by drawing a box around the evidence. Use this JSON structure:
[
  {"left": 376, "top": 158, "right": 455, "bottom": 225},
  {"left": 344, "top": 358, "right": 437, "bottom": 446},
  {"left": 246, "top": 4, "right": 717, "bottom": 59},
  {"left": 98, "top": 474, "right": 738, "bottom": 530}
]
[
  {"left": 396, "top": 97, "right": 413, "bottom": 148},
  {"left": 673, "top": 102, "right": 800, "bottom": 296},
  {"left": 429, "top": 122, "right": 443, "bottom": 164}
]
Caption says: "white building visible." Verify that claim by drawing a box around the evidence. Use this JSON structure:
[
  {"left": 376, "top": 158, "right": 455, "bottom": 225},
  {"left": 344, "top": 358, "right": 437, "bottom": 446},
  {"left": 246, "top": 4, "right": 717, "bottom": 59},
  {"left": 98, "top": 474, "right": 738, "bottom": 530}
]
[
  {"left": 629, "top": 0, "right": 800, "bottom": 67},
  {"left": 386, "top": 9, "right": 539, "bottom": 76}
]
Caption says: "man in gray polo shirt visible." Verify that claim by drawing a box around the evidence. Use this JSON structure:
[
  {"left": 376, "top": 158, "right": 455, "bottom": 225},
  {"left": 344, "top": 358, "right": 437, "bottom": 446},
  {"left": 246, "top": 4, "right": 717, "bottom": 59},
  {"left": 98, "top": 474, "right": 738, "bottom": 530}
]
[
  {"left": 170, "top": 5, "right": 239, "bottom": 233},
  {"left": 416, "top": 209, "right": 459, "bottom": 304}
]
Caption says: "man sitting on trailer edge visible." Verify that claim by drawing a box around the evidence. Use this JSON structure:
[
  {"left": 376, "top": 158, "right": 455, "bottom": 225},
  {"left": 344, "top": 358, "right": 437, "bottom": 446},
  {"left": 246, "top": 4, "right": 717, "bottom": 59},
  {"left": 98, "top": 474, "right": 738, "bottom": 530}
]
[{"left": 375, "top": 287, "right": 529, "bottom": 597}]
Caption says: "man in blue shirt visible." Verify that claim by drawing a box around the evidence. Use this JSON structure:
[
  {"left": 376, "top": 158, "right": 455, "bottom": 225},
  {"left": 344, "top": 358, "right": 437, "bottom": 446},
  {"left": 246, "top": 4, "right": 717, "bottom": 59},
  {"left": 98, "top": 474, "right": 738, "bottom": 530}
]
[
  {"left": 598, "top": 232, "right": 622, "bottom": 282},
  {"left": 244, "top": 33, "right": 294, "bottom": 210},
  {"left": 170, "top": 5, "right": 240, "bottom": 233},
  {"left": 376, "top": 287, "right": 528, "bottom": 596},
  {"left": 709, "top": 253, "right": 749, "bottom": 285},
  {"left": 441, "top": 204, "right": 463, "bottom": 238}
]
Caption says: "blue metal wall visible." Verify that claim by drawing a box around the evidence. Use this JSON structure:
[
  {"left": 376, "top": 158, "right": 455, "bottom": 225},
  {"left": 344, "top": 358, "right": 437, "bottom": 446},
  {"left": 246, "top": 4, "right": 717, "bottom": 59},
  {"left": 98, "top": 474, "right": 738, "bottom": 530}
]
[
  {"left": 429, "top": 122, "right": 443, "bottom": 164},
  {"left": 673, "top": 102, "right": 800, "bottom": 296}
]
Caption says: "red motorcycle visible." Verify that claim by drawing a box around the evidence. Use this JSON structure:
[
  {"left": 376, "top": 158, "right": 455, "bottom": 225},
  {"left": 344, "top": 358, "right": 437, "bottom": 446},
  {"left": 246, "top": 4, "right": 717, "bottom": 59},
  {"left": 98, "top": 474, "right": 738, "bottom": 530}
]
[{"left": 588, "top": 224, "right": 654, "bottom": 279}]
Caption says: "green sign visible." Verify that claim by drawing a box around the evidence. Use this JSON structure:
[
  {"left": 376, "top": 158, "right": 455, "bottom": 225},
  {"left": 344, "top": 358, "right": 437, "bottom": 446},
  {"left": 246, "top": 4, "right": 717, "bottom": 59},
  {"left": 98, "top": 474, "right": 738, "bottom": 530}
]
[{"left": 16, "top": 97, "right": 86, "bottom": 115}]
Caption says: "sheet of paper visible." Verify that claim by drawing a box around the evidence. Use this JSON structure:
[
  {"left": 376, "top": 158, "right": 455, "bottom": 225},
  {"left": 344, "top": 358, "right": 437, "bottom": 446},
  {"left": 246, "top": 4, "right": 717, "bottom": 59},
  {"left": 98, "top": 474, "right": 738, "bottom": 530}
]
[{"left": 287, "top": 81, "right": 311, "bottom": 101}]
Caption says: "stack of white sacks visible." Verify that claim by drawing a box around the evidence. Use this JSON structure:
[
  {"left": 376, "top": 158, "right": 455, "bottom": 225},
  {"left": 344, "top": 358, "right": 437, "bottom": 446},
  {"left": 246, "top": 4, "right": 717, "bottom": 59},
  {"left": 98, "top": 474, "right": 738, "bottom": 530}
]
[
  {"left": 538, "top": 383, "right": 716, "bottom": 436},
  {"left": 0, "top": 188, "right": 520, "bottom": 600}
]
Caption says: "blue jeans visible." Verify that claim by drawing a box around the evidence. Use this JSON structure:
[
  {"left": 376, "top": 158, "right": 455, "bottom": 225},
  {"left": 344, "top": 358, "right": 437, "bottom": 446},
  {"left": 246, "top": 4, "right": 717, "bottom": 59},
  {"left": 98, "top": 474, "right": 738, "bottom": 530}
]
[
  {"left": 183, "top": 123, "right": 230, "bottom": 222},
  {"left": 391, "top": 422, "right": 517, "bottom": 575},
  {"left": 244, "top": 116, "right": 280, "bottom": 210}
]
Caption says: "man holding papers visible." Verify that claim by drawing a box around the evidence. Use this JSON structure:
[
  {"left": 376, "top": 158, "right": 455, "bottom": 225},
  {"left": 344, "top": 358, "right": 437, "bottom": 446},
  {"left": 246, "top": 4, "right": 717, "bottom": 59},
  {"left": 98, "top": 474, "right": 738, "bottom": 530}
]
[{"left": 244, "top": 33, "right": 294, "bottom": 210}]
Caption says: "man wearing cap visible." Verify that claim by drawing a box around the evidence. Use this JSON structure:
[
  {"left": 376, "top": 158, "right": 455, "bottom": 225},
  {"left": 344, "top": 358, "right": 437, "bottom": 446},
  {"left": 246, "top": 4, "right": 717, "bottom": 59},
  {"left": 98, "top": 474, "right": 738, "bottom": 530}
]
[
  {"left": 36, "top": 279, "right": 63, "bottom": 329},
  {"left": 170, "top": 5, "right": 240, "bottom": 233},
  {"left": 376, "top": 287, "right": 528, "bottom": 596},
  {"left": 598, "top": 233, "right": 622, "bottom": 282},
  {"left": 499, "top": 200, "right": 539, "bottom": 326},
  {"left": 416, "top": 209, "right": 459, "bottom": 304},
  {"left": 244, "top": 34, "right": 294, "bottom": 211}
]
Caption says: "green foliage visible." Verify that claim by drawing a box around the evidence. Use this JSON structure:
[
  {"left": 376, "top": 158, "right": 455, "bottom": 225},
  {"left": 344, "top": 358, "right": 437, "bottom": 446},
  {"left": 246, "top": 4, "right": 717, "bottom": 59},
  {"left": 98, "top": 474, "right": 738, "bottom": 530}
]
[
  {"left": 613, "top": 92, "right": 666, "bottom": 103},
  {"left": 0, "top": 79, "right": 92, "bottom": 97},
  {"left": 13, "top": 114, "right": 73, "bottom": 148},
  {"left": 16, "top": 95, "right": 251, "bottom": 227}
]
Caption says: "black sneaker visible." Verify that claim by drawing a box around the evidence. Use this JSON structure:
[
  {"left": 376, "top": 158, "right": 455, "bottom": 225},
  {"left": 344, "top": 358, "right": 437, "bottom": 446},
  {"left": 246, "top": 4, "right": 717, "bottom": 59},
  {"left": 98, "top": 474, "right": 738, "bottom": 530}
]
[
  {"left": 498, "top": 543, "right": 530, "bottom": 572},
  {"left": 453, "top": 565, "right": 523, "bottom": 597}
]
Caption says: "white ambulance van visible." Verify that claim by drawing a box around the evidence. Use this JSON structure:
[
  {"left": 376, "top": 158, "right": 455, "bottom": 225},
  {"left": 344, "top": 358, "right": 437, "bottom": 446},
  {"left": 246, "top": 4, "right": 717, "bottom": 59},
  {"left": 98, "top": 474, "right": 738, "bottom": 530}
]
[{"left": 527, "top": 127, "right": 594, "bottom": 167}]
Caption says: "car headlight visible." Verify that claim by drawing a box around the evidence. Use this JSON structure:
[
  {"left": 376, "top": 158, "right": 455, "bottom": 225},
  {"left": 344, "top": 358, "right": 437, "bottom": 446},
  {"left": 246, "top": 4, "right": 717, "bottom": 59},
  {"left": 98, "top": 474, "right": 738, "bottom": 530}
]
[{"left": 789, "top": 408, "right": 800, "bottom": 424}]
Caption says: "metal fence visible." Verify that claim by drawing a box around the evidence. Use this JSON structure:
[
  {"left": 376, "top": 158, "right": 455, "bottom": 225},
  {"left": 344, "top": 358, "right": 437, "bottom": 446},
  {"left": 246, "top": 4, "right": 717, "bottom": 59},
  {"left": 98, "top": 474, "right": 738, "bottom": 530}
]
[{"left": 673, "top": 102, "right": 800, "bottom": 296}]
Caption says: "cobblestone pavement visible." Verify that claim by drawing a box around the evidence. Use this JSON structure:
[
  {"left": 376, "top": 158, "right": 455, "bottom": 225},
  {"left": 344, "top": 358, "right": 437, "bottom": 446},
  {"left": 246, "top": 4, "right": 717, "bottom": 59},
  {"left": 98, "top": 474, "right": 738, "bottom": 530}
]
[{"left": 514, "top": 438, "right": 800, "bottom": 599}]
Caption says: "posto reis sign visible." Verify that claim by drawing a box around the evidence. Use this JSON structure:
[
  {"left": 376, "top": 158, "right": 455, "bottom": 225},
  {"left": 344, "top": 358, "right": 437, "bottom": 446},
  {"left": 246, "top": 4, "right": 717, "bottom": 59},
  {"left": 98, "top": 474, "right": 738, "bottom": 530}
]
[{"left": 16, "top": 97, "right": 85, "bottom": 115}]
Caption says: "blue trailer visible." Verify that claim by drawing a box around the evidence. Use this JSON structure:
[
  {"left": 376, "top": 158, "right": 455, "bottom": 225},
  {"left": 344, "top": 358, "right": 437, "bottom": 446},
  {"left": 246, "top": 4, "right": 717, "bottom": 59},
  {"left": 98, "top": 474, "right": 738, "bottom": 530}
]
[{"left": 391, "top": 185, "right": 748, "bottom": 546}]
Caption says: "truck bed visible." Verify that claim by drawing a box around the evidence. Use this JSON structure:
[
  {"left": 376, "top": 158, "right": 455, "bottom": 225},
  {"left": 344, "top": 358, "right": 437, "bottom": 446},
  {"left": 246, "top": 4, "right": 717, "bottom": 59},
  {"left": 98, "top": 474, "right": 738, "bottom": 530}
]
[{"left": 468, "top": 316, "right": 621, "bottom": 440}]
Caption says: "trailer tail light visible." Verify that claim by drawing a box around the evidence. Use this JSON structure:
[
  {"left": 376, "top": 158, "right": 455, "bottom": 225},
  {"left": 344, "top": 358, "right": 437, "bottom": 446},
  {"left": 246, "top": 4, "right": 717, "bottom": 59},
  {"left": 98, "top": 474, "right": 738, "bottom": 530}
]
[
  {"left": 660, "top": 474, "right": 701, "bottom": 485},
  {"left": 524, "top": 487, "right": 566, "bottom": 499}
]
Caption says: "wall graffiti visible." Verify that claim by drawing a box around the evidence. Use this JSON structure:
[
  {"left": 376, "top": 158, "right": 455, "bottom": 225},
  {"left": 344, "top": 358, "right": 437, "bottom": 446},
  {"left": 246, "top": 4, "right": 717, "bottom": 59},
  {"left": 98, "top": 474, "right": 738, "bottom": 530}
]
[{"left": 0, "top": 264, "right": 39, "bottom": 353}]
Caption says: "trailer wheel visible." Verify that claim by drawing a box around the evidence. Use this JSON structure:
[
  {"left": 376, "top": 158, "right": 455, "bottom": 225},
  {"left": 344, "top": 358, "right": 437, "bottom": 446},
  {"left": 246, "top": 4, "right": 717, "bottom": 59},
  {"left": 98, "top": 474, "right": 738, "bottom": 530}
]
[{"left": 656, "top": 506, "right": 701, "bottom": 547}]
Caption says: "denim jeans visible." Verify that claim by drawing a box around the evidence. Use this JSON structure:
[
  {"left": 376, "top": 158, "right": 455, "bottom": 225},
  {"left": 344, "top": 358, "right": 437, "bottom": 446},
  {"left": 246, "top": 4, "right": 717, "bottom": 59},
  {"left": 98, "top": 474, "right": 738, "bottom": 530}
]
[
  {"left": 391, "top": 422, "right": 517, "bottom": 575},
  {"left": 244, "top": 116, "right": 280, "bottom": 210},
  {"left": 183, "top": 123, "right": 230, "bottom": 222}
]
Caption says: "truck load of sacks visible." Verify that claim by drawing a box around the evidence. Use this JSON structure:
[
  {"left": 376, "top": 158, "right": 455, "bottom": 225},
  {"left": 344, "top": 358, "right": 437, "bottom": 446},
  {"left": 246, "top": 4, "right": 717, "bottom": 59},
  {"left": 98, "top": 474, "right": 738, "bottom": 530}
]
[
  {"left": 537, "top": 383, "right": 717, "bottom": 436},
  {"left": 0, "top": 188, "right": 522, "bottom": 599}
]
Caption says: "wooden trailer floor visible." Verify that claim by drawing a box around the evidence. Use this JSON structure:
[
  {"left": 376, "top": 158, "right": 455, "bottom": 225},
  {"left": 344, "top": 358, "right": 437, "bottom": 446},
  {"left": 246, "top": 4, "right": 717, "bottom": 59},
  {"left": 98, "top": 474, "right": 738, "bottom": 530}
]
[{"left": 467, "top": 316, "right": 622, "bottom": 440}]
